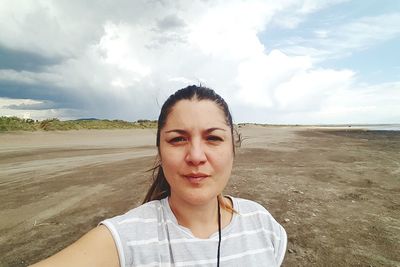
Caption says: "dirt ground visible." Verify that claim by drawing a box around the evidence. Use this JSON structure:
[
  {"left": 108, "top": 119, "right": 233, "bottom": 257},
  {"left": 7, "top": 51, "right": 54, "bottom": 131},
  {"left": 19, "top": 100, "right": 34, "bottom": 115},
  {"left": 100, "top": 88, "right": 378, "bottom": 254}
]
[{"left": 0, "top": 126, "right": 399, "bottom": 267}]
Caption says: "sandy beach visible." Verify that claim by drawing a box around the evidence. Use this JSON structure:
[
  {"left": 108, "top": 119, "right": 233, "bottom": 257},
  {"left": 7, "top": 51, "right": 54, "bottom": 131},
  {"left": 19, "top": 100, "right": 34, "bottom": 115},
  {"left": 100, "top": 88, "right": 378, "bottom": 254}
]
[{"left": 0, "top": 126, "right": 399, "bottom": 266}]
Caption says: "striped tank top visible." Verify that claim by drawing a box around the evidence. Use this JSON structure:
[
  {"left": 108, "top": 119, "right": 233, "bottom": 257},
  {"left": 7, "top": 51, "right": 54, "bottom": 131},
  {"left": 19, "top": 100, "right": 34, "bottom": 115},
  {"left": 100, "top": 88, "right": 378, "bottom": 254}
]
[{"left": 101, "top": 196, "right": 287, "bottom": 267}]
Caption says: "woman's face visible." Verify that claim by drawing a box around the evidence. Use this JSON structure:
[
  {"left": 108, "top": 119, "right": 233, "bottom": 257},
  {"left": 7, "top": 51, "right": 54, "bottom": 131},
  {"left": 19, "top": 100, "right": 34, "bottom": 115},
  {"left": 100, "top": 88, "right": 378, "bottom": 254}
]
[{"left": 159, "top": 99, "right": 234, "bottom": 206}]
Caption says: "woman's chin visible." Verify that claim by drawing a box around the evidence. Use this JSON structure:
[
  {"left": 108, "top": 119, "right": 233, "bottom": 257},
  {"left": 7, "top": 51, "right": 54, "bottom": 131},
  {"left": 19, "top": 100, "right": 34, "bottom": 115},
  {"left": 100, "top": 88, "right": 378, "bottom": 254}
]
[{"left": 172, "top": 190, "right": 219, "bottom": 206}]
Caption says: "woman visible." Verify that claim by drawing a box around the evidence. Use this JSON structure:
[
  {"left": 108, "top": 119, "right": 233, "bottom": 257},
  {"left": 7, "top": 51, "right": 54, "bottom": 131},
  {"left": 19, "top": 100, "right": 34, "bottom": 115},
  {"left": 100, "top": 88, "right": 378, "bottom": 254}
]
[{"left": 31, "top": 85, "right": 287, "bottom": 267}]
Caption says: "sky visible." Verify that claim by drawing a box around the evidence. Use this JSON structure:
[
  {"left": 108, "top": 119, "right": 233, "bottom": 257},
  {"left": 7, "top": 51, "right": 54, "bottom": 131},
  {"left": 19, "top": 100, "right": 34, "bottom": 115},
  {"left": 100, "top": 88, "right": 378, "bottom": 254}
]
[{"left": 0, "top": 0, "right": 399, "bottom": 124}]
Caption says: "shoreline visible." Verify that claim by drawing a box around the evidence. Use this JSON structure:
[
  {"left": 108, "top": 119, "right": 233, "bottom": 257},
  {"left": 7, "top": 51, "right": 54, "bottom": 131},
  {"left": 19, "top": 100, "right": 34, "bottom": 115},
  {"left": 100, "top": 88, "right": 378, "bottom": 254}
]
[{"left": 1, "top": 123, "right": 399, "bottom": 133}]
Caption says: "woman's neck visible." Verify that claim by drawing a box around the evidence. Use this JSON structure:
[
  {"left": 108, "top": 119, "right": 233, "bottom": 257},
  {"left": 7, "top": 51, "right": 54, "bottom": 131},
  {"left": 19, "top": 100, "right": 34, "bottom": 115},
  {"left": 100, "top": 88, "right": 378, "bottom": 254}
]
[{"left": 168, "top": 195, "right": 228, "bottom": 239}]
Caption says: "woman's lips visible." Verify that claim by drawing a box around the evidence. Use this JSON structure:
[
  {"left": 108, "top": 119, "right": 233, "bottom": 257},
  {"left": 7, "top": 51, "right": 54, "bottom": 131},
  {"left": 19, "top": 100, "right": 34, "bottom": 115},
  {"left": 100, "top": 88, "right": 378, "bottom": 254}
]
[{"left": 183, "top": 173, "right": 210, "bottom": 183}]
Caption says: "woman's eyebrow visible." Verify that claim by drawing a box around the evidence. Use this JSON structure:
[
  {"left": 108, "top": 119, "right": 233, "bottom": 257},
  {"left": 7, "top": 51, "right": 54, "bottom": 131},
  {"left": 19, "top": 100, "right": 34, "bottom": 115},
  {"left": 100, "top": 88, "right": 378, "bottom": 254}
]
[
  {"left": 164, "top": 127, "right": 226, "bottom": 134},
  {"left": 164, "top": 129, "right": 187, "bottom": 134},
  {"left": 206, "top": 127, "right": 226, "bottom": 133}
]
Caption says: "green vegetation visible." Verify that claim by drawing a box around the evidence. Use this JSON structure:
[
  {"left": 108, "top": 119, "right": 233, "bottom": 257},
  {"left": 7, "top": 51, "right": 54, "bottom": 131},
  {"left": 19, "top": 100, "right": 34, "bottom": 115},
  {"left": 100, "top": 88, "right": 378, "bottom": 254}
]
[
  {"left": 0, "top": 117, "right": 37, "bottom": 131},
  {"left": 0, "top": 116, "right": 157, "bottom": 132}
]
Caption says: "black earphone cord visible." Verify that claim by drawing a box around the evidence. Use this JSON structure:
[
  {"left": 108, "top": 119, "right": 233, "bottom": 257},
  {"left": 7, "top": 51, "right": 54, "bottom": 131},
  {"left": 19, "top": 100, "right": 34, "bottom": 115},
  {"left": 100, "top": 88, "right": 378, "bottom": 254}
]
[{"left": 217, "top": 199, "right": 221, "bottom": 267}]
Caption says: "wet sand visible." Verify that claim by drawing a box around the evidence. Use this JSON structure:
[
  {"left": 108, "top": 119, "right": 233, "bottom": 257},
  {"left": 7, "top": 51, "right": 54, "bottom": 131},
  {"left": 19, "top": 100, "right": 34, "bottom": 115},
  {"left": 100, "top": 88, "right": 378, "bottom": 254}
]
[{"left": 0, "top": 126, "right": 399, "bottom": 266}]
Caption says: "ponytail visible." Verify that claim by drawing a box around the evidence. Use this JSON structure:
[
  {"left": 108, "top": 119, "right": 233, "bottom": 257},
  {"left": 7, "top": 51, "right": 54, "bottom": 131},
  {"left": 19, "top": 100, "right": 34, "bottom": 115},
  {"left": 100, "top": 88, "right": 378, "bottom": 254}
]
[{"left": 142, "top": 161, "right": 170, "bottom": 204}]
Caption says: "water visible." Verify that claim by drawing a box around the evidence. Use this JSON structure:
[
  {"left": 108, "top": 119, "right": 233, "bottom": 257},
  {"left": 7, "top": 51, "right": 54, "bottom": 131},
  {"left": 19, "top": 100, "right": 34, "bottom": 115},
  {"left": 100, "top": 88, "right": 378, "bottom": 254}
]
[
  {"left": 315, "top": 124, "right": 400, "bottom": 131},
  {"left": 353, "top": 125, "right": 400, "bottom": 131}
]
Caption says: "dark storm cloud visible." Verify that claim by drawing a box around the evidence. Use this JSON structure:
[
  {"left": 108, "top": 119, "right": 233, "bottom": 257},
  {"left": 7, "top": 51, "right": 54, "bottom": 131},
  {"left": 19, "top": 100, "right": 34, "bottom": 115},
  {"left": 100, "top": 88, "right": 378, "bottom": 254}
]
[
  {"left": 0, "top": 46, "right": 62, "bottom": 71},
  {"left": 0, "top": 81, "right": 85, "bottom": 109},
  {"left": 0, "top": 78, "right": 160, "bottom": 121}
]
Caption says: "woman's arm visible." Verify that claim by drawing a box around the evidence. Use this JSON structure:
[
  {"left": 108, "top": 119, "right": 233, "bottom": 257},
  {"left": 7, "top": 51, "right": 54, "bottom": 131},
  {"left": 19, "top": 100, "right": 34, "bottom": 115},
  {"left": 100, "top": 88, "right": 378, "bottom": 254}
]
[{"left": 30, "top": 225, "right": 120, "bottom": 267}]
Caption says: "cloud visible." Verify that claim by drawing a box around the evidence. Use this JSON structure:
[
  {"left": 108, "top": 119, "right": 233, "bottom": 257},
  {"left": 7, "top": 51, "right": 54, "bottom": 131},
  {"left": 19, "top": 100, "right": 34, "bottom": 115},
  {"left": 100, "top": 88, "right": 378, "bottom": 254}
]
[
  {"left": 279, "top": 13, "right": 400, "bottom": 59},
  {"left": 322, "top": 81, "right": 400, "bottom": 122},
  {"left": 269, "top": 0, "right": 350, "bottom": 29},
  {"left": 275, "top": 68, "right": 355, "bottom": 111},
  {"left": 0, "top": 97, "right": 66, "bottom": 120},
  {"left": 0, "top": 69, "right": 62, "bottom": 85},
  {"left": 0, "top": 46, "right": 61, "bottom": 71},
  {"left": 230, "top": 48, "right": 398, "bottom": 124},
  {"left": 0, "top": 0, "right": 185, "bottom": 58},
  {"left": 233, "top": 81, "right": 400, "bottom": 124},
  {"left": 4, "top": 100, "right": 58, "bottom": 110},
  {"left": 235, "top": 50, "right": 313, "bottom": 108},
  {"left": 156, "top": 14, "right": 186, "bottom": 31},
  {"left": 0, "top": 0, "right": 399, "bottom": 124}
]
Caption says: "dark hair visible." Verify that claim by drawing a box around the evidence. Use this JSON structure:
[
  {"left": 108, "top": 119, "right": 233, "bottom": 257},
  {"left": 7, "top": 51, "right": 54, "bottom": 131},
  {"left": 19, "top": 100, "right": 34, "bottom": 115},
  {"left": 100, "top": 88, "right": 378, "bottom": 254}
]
[{"left": 143, "top": 85, "right": 239, "bottom": 213}]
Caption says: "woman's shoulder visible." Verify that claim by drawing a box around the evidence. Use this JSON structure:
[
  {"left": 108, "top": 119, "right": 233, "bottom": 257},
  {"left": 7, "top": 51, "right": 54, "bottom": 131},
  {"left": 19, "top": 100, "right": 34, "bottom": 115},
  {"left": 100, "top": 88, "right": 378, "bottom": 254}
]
[
  {"left": 102, "top": 199, "right": 164, "bottom": 226},
  {"left": 99, "top": 199, "right": 167, "bottom": 266},
  {"left": 228, "top": 197, "right": 287, "bottom": 266},
  {"left": 124, "top": 199, "right": 163, "bottom": 217},
  {"left": 230, "top": 196, "right": 272, "bottom": 214},
  {"left": 230, "top": 196, "right": 284, "bottom": 229}
]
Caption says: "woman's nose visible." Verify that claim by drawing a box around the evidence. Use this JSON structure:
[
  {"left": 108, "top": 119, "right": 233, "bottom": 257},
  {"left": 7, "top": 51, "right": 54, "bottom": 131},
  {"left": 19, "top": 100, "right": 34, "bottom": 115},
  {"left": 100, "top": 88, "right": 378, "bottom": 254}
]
[{"left": 185, "top": 141, "right": 207, "bottom": 165}]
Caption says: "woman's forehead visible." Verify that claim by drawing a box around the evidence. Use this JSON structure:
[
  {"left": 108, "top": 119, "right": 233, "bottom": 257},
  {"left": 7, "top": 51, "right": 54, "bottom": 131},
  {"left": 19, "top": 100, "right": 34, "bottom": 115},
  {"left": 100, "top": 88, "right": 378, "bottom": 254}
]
[{"left": 163, "top": 100, "right": 228, "bottom": 129}]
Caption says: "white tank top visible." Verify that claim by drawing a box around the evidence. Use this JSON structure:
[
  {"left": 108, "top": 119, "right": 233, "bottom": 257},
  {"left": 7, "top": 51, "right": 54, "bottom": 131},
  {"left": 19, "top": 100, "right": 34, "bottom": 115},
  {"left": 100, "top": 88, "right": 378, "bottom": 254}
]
[{"left": 101, "top": 196, "right": 287, "bottom": 267}]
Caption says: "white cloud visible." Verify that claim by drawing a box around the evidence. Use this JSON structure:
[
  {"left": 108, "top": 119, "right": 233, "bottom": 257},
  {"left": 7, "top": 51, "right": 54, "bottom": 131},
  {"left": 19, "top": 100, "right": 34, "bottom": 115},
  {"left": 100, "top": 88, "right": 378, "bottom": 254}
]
[
  {"left": 98, "top": 22, "right": 152, "bottom": 78},
  {"left": 274, "top": 68, "right": 355, "bottom": 111},
  {"left": 320, "top": 82, "right": 400, "bottom": 123},
  {"left": 281, "top": 13, "right": 400, "bottom": 59},
  {"left": 0, "top": 97, "right": 41, "bottom": 108},
  {"left": 269, "top": 0, "right": 350, "bottom": 29},
  {"left": 187, "top": 1, "right": 271, "bottom": 60},
  {"left": 235, "top": 50, "right": 312, "bottom": 108},
  {"left": 0, "top": 97, "right": 64, "bottom": 120},
  {"left": 233, "top": 81, "right": 400, "bottom": 124}
]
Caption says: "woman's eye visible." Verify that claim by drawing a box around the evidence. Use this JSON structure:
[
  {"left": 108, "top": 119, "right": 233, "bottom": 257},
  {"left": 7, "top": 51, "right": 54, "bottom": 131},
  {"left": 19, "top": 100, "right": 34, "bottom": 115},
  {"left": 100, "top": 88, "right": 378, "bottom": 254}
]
[
  {"left": 207, "top": 135, "right": 223, "bottom": 142},
  {"left": 169, "top": 137, "right": 186, "bottom": 143}
]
